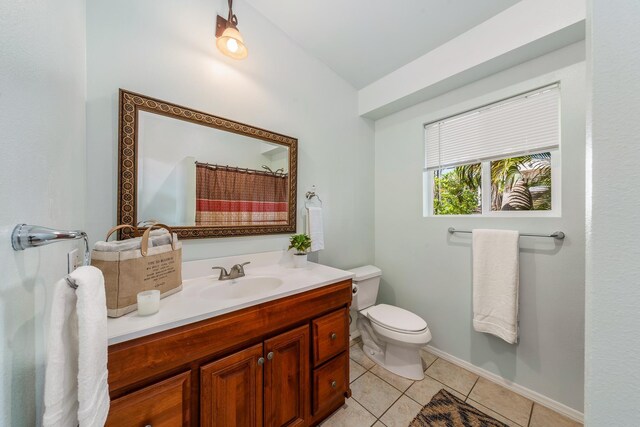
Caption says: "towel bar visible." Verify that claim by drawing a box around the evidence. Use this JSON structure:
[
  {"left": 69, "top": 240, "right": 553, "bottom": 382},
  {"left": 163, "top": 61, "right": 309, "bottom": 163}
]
[
  {"left": 448, "top": 227, "right": 565, "bottom": 240},
  {"left": 11, "top": 224, "right": 90, "bottom": 288}
]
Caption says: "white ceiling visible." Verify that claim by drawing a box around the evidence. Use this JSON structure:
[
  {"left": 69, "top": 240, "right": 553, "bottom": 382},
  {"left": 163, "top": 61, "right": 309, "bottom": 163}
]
[{"left": 245, "top": 0, "right": 521, "bottom": 89}]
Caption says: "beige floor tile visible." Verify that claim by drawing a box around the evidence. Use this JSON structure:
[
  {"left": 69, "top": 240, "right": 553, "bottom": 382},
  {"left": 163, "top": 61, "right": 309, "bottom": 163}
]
[
  {"left": 468, "top": 377, "right": 532, "bottom": 426},
  {"left": 349, "top": 344, "right": 376, "bottom": 369},
  {"left": 350, "top": 372, "right": 402, "bottom": 417},
  {"left": 420, "top": 349, "right": 438, "bottom": 369},
  {"left": 425, "top": 358, "right": 479, "bottom": 396},
  {"left": 380, "top": 395, "right": 423, "bottom": 427},
  {"left": 319, "top": 397, "right": 377, "bottom": 427},
  {"left": 350, "top": 359, "right": 367, "bottom": 383},
  {"left": 466, "top": 399, "right": 523, "bottom": 427},
  {"left": 372, "top": 422, "right": 387, "bottom": 427},
  {"left": 529, "top": 404, "right": 582, "bottom": 427},
  {"left": 369, "top": 364, "right": 414, "bottom": 392},
  {"left": 404, "top": 375, "right": 465, "bottom": 405}
]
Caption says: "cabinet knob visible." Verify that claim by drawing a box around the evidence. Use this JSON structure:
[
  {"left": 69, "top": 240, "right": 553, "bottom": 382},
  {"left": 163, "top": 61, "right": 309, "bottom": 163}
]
[
  {"left": 330, "top": 332, "right": 337, "bottom": 340},
  {"left": 267, "top": 351, "right": 274, "bottom": 360},
  {"left": 330, "top": 380, "right": 337, "bottom": 389},
  {"left": 258, "top": 357, "right": 265, "bottom": 366}
]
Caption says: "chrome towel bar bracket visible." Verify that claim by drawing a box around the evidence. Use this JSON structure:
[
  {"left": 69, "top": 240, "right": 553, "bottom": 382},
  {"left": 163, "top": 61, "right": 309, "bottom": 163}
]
[
  {"left": 448, "top": 227, "right": 565, "bottom": 240},
  {"left": 11, "top": 224, "right": 90, "bottom": 266}
]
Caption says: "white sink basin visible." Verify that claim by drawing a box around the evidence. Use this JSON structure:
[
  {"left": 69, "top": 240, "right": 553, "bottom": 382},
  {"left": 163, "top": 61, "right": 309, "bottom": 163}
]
[{"left": 196, "top": 276, "right": 284, "bottom": 300}]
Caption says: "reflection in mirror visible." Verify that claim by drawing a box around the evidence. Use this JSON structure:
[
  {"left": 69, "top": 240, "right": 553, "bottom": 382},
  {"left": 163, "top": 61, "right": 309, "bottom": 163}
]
[
  {"left": 118, "top": 89, "right": 297, "bottom": 239},
  {"left": 137, "top": 111, "right": 290, "bottom": 227}
]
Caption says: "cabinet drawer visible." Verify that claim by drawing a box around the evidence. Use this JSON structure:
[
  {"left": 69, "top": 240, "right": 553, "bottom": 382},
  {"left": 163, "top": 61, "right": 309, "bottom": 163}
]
[
  {"left": 106, "top": 371, "right": 190, "bottom": 427},
  {"left": 312, "top": 352, "right": 348, "bottom": 414},
  {"left": 312, "top": 308, "right": 349, "bottom": 366}
]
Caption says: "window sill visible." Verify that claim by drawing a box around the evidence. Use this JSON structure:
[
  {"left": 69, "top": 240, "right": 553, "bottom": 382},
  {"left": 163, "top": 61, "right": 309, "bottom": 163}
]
[{"left": 425, "top": 211, "right": 561, "bottom": 219}]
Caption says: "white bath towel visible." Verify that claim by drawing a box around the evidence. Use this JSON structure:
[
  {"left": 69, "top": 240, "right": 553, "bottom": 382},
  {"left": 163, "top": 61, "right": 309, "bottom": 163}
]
[
  {"left": 306, "top": 207, "right": 325, "bottom": 252},
  {"left": 43, "top": 266, "right": 110, "bottom": 427},
  {"left": 94, "top": 229, "right": 173, "bottom": 252},
  {"left": 472, "top": 229, "right": 520, "bottom": 344}
]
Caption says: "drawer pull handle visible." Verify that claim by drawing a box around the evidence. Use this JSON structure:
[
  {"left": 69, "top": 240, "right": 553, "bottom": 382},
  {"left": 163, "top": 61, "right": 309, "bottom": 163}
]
[
  {"left": 330, "top": 380, "right": 337, "bottom": 389},
  {"left": 258, "top": 357, "right": 265, "bottom": 366},
  {"left": 330, "top": 332, "right": 337, "bottom": 340},
  {"left": 267, "top": 351, "right": 274, "bottom": 360}
]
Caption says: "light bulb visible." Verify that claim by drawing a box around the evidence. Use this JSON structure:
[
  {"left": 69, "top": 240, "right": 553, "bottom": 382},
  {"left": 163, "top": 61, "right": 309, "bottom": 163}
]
[
  {"left": 216, "top": 26, "right": 247, "bottom": 59},
  {"left": 226, "top": 38, "right": 239, "bottom": 53}
]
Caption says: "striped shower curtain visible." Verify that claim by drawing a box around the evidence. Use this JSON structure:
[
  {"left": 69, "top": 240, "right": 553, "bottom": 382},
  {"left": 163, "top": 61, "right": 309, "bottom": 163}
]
[{"left": 195, "top": 163, "right": 288, "bottom": 226}]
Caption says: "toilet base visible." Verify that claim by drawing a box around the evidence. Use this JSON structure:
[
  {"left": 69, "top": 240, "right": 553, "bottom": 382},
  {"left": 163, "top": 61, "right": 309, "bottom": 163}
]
[{"left": 363, "top": 343, "right": 425, "bottom": 381}]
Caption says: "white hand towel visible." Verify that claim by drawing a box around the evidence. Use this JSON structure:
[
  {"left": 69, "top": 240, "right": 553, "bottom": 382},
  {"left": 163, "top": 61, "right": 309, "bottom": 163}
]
[
  {"left": 43, "top": 266, "right": 110, "bottom": 427},
  {"left": 93, "top": 237, "right": 143, "bottom": 252},
  {"left": 306, "top": 207, "right": 325, "bottom": 252},
  {"left": 472, "top": 229, "right": 519, "bottom": 344},
  {"left": 93, "top": 229, "right": 174, "bottom": 252}
]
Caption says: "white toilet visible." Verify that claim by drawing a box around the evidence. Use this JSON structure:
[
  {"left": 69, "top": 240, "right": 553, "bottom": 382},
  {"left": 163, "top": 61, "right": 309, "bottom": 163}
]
[{"left": 349, "top": 265, "right": 432, "bottom": 380}]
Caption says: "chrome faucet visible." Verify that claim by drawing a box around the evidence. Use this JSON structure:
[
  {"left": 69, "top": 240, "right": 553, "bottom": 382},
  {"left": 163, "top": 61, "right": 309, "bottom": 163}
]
[{"left": 212, "top": 262, "right": 250, "bottom": 280}]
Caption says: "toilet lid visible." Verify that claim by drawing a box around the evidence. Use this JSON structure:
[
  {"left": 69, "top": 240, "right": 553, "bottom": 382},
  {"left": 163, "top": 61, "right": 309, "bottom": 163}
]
[{"left": 366, "top": 304, "right": 428, "bottom": 333}]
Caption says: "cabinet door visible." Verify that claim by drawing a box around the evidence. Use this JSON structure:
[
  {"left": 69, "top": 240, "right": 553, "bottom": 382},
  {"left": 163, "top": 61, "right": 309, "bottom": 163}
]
[
  {"left": 200, "top": 343, "right": 264, "bottom": 427},
  {"left": 105, "top": 371, "right": 191, "bottom": 427},
  {"left": 264, "top": 325, "right": 310, "bottom": 427}
]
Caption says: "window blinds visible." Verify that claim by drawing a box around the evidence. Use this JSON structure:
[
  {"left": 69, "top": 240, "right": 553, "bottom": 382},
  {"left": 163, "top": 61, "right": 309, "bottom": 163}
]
[{"left": 425, "top": 84, "right": 560, "bottom": 170}]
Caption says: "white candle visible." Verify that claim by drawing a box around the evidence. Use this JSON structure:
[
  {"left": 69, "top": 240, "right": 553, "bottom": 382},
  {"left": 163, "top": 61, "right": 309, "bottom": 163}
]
[{"left": 137, "top": 290, "right": 160, "bottom": 316}]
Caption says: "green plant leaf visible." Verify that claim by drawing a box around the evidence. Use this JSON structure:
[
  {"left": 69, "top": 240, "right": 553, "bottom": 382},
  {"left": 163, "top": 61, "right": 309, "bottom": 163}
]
[{"left": 289, "top": 233, "right": 312, "bottom": 253}]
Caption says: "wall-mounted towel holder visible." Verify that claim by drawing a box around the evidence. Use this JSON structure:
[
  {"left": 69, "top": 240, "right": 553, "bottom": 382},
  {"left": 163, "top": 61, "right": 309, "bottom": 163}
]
[
  {"left": 11, "top": 224, "right": 90, "bottom": 288},
  {"left": 448, "top": 227, "right": 565, "bottom": 240},
  {"left": 305, "top": 185, "right": 323, "bottom": 207}
]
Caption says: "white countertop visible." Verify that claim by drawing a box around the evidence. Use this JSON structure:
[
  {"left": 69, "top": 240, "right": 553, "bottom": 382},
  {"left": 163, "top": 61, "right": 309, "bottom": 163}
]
[{"left": 107, "top": 251, "right": 354, "bottom": 345}]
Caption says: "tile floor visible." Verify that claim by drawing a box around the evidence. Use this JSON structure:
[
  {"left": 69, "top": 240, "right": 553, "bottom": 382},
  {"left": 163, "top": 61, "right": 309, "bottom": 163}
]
[{"left": 320, "top": 340, "right": 582, "bottom": 427}]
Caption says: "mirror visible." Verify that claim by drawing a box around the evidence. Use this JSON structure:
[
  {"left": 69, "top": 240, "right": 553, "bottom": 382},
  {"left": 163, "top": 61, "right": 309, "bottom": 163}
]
[{"left": 118, "top": 89, "right": 297, "bottom": 239}]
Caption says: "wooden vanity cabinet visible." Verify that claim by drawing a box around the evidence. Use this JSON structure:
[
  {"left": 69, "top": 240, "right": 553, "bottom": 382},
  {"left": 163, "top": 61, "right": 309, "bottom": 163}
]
[
  {"left": 200, "top": 344, "right": 264, "bottom": 427},
  {"left": 105, "top": 371, "right": 191, "bottom": 427},
  {"left": 264, "top": 326, "right": 310, "bottom": 427},
  {"left": 106, "top": 279, "right": 352, "bottom": 427},
  {"left": 200, "top": 326, "right": 309, "bottom": 427}
]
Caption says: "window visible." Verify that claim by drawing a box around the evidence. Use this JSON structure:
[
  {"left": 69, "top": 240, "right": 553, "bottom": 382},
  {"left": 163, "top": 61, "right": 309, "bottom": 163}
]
[{"left": 424, "top": 84, "right": 560, "bottom": 216}]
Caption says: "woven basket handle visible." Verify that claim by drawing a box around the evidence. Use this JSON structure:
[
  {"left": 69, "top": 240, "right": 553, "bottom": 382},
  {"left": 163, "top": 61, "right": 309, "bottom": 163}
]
[
  {"left": 104, "top": 225, "right": 138, "bottom": 242},
  {"left": 141, "top": 223, "right": 176, "bottom": 256}
]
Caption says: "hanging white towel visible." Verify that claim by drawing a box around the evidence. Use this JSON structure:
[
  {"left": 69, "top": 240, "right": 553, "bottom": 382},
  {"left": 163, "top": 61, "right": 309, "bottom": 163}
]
[
  {"left": 43, "top": 266, "right": 110, "bottom": 427},
  {"left": 306, "top": 207, "right": 325, "bottom": 252},
  {"left": 472, "top": 229, "right": 520, "bottom": 344}
]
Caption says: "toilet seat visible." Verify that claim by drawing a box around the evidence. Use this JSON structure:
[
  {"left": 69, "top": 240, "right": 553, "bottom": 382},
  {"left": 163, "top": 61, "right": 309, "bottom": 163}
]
[{"left": 365, "top": 304, "right": 428, "bottom": 334}]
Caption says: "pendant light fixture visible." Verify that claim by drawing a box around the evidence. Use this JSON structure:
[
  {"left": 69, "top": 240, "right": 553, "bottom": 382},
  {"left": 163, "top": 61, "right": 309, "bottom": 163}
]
[{"left": 215, "top": 0, "right": 248, "bottom": 60}]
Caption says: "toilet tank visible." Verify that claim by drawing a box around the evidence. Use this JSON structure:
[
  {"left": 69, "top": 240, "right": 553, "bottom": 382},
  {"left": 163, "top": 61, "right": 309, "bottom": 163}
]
[{"left": 348, "top": 265, "right": 382, "bottom": 310}]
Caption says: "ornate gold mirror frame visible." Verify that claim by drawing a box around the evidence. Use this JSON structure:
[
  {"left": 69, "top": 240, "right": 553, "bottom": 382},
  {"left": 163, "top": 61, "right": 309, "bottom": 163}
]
[{"left": 117, "top": 89, "right": 297, "bottom": 239}]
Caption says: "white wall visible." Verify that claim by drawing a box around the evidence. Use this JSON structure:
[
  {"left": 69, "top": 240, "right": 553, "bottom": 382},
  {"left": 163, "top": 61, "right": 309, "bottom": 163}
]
[
  {"left": 585, "top": 0, "right": 640, "bottom": 423},
  {"left": 86, "top": 0, "right": 374, "bottom": 268},
  {"left": 374, "top": 42, "right": 586, "bottom": 411},
  {"left": 0, "top": 1, "right": 87, "bottom": 426},
  {"left": 358, "top": 0, "right": 586, "bottom": 118}
]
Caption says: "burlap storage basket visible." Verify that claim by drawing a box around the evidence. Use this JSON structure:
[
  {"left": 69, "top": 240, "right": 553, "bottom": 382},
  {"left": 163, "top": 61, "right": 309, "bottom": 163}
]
[{"left": 91, "top": 224, "right": 183, "bottom": 318}]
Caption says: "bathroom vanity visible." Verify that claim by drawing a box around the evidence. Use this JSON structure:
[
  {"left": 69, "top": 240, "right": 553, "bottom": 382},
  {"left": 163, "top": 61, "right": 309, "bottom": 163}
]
[{"left": 104, "top": 252, "right": 353, "bottom": 427}]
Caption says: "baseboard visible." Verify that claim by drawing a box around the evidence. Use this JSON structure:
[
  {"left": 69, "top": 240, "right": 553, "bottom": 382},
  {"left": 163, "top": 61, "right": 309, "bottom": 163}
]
[
  {"left": 425, "top": 345, "right": 584, "bottom": 424},
  {"left": 349, "top": 330, "right": 361, "bottom": 342}
]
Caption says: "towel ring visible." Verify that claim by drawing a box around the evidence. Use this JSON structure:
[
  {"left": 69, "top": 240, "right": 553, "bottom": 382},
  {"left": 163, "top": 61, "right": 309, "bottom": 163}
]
[{"left": 305, "top": 186, "right": 323, "bottom": 207}]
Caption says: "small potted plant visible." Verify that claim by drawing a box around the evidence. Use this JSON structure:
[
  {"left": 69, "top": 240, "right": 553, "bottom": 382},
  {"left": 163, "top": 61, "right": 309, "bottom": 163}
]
[{"left": 289, "top": 233, "right": 312, "bottom": 268}]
